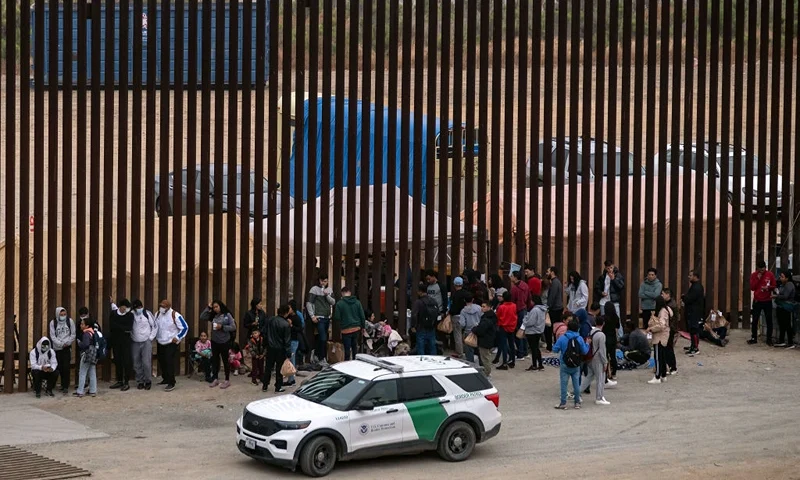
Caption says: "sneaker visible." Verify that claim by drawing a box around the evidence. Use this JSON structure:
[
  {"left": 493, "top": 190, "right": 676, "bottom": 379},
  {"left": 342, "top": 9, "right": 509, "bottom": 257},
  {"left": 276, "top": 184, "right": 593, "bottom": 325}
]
[
  {"left": 46, "top": 390, "right": 55, "bottom": 397},
  {"left": 605, "top": 380, "right": 618, "bottom": 388},
  {"left": 285, "top": 380, "right": 296, "bottom": 387},
  {"left": 251, "top": 379, "right": 259, "bottom": 385},
  {"left": 574, "top": 403, "right": 582, "bottom": 410},
  {"left": 491, "top": 358, "right": 501, "bottom": 365},
  {"left": 220, "top": 380, "right": 231, "bottom": 389},
  {"left": 158, "top": 380, "right": 169, "bottom": 385},
  {"left": 766, "top": 341, "right": 774, "bottom": 347},
  {"left": 525, "top": 366, "right": 537, "bottom": 371},
  {"left": 90, "top": 393, "right": 97, "bottom": 397},
  {"left": 261, "top": 386, "right": 269, "bottom": 392},
  {"left": 209, "top": 379, "right": 220, "bottom": 388},
  {"left": 120, "top": 384, "right": 130, "bottom": 392},
  {"left": 786, "top": 344, "right": 796, "bottom": 349},
  {"left": 554, "top": 404, "right": 568, "bottom": 410},
  {"left": 233, "top": 371, "right": 239, "bottom": 376},
  {"left": 275, "top": 387, "right": 286, "bottom": 393},
  {"left": 137, "top": 383, "right": 145, "bottom": 390},
  {"left": 491, "top": 348, "right": 498, "bottom": 355},
  {"left": 567, "top": 392, "right": 575, "bottom": 399},
  {"left": 144, "top": 383, "right": 152, "bottom": 391},
  {"left": 72, "top": 392, "right": 84, "bottom": 397},
  {"left": 536, "top": 366, "right": 545, "bottom": 371},
  {"left": 60, "top": 387, "right": 69, "bottom": 395},
  {"left": 595, "top": 398, "right": 611, "bottom": 406},
  {"left": 774, "top": 343, "right": 787, "bottom": 348},
  {"left": 109, "top": 381, "right": 124, "bottom": 389},
  {"left": 164, "top": 384, "right": 176, "bottom": 392},
  {"left": 496, "top": 365, "right": 509, "bottom": 371},
  {"left": 648, "top": 377, "right": 663, "bottom": 384},
  {"left": 583, "top": 388, "right": 591, "bottom": 395},
  {"left": 507, "top": 363, "right": 516, "bottom": 369},
  {"left": 747, "top": 339, "right": 757, "bottom": 345},
  {"left": 684, "top": 346, "right": 692, "bottom": 351}
]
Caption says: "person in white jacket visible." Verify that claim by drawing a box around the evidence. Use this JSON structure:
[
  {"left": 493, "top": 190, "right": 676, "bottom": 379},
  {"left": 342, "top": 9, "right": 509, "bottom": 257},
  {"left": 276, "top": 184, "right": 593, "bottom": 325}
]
[
  {"left": 154, "top": 299, "right": 188, "bottom": 392},
  {"left": 130, "top": 299, "right": 158, "bottom": 390},
  {"left": 566, "top": 271, "right": 590, "bottom": 314},
  {"left": 30, "top": 337, "right": 59, "bottom": 398},
  {"left": 49, "top": 307, "right": 76, "bottom": 394}
]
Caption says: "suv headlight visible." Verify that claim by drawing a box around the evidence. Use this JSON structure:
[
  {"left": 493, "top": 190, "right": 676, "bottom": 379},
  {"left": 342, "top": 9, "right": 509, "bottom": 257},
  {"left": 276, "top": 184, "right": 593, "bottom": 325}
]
[{"left": 275, "top": 420, "right": 311, "bottom": 430}]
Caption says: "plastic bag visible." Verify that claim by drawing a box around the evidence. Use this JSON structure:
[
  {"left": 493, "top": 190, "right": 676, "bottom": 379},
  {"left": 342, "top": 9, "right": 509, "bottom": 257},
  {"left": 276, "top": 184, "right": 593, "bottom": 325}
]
[
  {"left": 437, "top": 315, "right": 454, "bottom": 334},
  {"left": 464, "top": 333, "right": 478, "bottom": 348},
  {"left": 280, "top": 358, "right": 297, "bottom": 377}
]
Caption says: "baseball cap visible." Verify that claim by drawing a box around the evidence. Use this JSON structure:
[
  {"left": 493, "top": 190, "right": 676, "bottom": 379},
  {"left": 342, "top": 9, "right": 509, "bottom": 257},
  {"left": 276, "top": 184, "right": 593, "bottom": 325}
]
[{"left": 453, "top": 277, "right": 464, "bottom": 286}]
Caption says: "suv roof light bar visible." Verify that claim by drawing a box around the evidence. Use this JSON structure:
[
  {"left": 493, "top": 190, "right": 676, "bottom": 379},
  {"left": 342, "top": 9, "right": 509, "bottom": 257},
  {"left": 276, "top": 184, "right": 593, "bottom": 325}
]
[{"left": 355, "top": 354, "right": 405, "bottom": 374}]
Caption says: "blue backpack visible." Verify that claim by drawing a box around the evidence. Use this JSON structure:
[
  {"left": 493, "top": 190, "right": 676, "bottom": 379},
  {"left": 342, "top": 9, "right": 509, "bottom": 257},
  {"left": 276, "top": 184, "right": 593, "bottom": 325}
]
[{"left": 93, "top": 329, "right": 108, "bottom": 361}]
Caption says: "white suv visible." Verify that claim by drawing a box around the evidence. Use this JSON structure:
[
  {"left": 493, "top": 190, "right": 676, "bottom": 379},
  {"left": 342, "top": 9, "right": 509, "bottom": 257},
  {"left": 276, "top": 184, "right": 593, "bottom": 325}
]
[{"left": 236, "top": 354, "right": 501, "bottom": 477}]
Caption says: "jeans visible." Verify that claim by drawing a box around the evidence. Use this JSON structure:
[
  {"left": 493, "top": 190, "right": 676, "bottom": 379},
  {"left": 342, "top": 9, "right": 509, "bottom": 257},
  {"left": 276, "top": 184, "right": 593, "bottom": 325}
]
[
  {"left": 342, "top": 332, "right": 358, "bottom": 362},
  {"left": 497, "top": 331, "right": 514, "bottom": 365},
  {"left": 416, "top": 329, "right": 437, "bottom": 355},
  {"left": 316, "top": 317, "right": 330, "bottom": 362},
  {"left": 751, "top": 301, "right": 773, "bottom": 343},
  {"left": 465, "top": 344, "right": 476, "bottom": 363},
  {"left": 526, "top": 334, "right": 543, "bottom": 368},
  {"left": 516, "top": 310, "right": 528, "bottom": 357},
  {"left": 560, "top": 365, "right": 582, "bottom": 405},
  {"left": 158, "top": 342, "right": 179, "bottom": 386},
  {"left": 77, "top": 358, "right": 97, "bottom": 395},
  {"left": 288, "top": 340, "right": 299, "bottom": 383},
  {"left": 452, "top": 315, "right": 464, "bottom": 356},
  {"left": 55, "top": 347, "right": 72, "bottom": 390},
  {"left": 131, "top": 340, "right": 153, "bottom": 385},
  {"left": 210, "top": 340, "right": 230, "bottom": 382}
]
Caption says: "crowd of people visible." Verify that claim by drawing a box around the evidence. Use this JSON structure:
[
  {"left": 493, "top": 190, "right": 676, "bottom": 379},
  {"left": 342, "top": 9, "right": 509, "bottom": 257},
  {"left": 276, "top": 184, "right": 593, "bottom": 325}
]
[{"left": 27, "top": 258, "right": 797, "bottom": 405}]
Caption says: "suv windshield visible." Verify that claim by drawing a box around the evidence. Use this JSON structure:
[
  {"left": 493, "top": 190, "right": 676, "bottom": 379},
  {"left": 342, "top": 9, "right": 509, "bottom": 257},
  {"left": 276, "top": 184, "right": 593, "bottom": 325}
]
[{"left": 293, "top": 368, "right": 370, "bottom": 411}]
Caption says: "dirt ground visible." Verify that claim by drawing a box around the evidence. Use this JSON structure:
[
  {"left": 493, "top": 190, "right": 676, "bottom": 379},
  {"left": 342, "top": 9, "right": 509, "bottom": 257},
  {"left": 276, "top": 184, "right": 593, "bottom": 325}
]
[{"left": 6, "top": 328, "right": 799, "bottom": 479}]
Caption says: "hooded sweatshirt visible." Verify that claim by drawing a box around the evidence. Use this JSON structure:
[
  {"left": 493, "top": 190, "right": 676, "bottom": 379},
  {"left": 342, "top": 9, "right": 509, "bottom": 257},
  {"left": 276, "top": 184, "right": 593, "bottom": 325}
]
[
  {"left": 575, "top": 309, "right": 593, "bottom": 339},
  {"left": 77, "top": 327, "right": 95, "bottom": 353},
  {"left": 638, "top": 278, "right": 664, "bottom": 310},
  {"left": 30, "top": 337, "right": 58, "bottom": 371},
  {"left": 155, "top": 308, "right": 189, "bottom": 345},
  {"left": 200, "top": 307, "right": 236, "bottom": 344},
  {"left": 496, "top": 301, "right": 518, "bottom": 333},
  {"left": 458, "top": 303, "right": 483, "bottom": 331},
  {"left": 332, "top": 296, "right": 366, "bottom": 333},
  {"left": 472, "top": 310, "right": 498, "bottom": 349},
  {"left": 522, "top": 304, "right": 547, "bottom": 335},
  {"left": 566, "top": 280, "right": 590, "bottom": 313},
  {"left": 49, "top": 308, "right": 76, "bottom": 351},
  {"left": 130, "top": 308, "right": 158, "bottom": 343},
  {"left": 586, "top": 327, "right": 608, "bottom": 368}
]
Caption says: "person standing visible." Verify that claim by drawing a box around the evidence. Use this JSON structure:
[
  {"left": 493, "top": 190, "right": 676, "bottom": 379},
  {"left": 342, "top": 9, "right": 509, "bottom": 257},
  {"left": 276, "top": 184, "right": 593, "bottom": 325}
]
[
  {"left": 601, "top": 302, "right": 620, "bottom": 381},
  {"left": 524, "top": 264, "right": 543, "bottom": 305},
  {"left": 155, "top": 299, "right": 188, "bottom": 392},
  {"left": 522, "top": 297, "right": 547, "bottom": 371},
  {"left": 772, "top": 271, "right": 796, "bottom": 348},
  {"left": 579, "top": 316, "right": 610, "bottom": 405},
  {"left": 448, "top": 276, "right": 472, "bottom": 358},
  {"left": 458, "top": 294, "right": 482, "bottom": 364},
  {"left": 243, "top": 298, "right": 267, "bottom": 340},
  {"left": 594, "top": 261, "right": 625, "bottom": 337},
  {"left": 565, "top": 271, "right": 589, "bottom": 314},
  {"left": 510, "top": 271, "right": 532, "bottom": 359},
  {"left": 681, "top": 270, "right": 705, "bottom": 356},
  {"left": 661, "top": 288, "right": 679, "bottom": 375},
  {"left": 638, "top": 268, "right": 663, "bottom": 327},
  {"left": 749, "top": 260, "right": 776, "bottom": 345},
  {"left": 49, "top": 307, "right": 76, "bottom": 395},
  {"left": 306, "top": 274, "right": 336, "bottom": 363},
  {"left": 646, "top": 295, "right": 672, "bottom": 385},
  {"left": 411, "top": 284, "right": 439, "bottom": 355},
  {"left": 553, "top": 320, "right": 590, "bottom": 410},
  {"left": 200, "top": 300, "right": 237, "bottom": 389},
  {"left": 263, "top": 305, "right": 292, "bottom": 393},
  {"left": 109, "top": 299, "right": 134, "bottom": 391},
  {"left": 545, "top": 266, "right": 564, "bottom": 351},
  {"left": 74, "top": 317, "right": 98, "bottom": 398},
  {"left": 30, "top": 338, "right": 59, "bottom": 398},
  {"left": 332, "top": 287, "right": 366, "bottom": 362},
  {"left": 130, "top": 299, "right": 158, "bottom": 390},
  {"left": 472, "top": 301, "right": 498, "bottom": 377},
  {"left": 495, "top": 291, "right": 518, "bottom": 370}
]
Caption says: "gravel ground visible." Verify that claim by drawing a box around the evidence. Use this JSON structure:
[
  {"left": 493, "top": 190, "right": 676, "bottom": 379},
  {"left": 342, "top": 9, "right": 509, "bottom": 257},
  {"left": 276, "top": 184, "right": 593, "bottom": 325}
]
[{"left": 9, "top": 329, "right": 800, "bottom": 479}]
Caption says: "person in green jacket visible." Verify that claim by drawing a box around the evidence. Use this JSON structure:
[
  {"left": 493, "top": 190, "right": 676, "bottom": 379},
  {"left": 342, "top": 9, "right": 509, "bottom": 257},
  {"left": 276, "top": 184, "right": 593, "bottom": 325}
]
[
  {"left": 638, "top": 268, "right": 663, "bottom": 328},
  {"left": 333, "top": 287, "right": 366, "bottom": 361}
]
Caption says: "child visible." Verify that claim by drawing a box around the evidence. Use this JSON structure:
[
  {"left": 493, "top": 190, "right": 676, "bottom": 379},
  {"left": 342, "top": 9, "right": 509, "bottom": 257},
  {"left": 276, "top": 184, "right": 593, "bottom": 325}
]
[
  {"left": 247, "top": 330, "right": 266, "bottom": 385},
  {"left": 229, "top": 343, "right": 243, "bottom": 375},
  {"left": 553, "top": 319, "right": 590, "bottom": 410},
  {"left": 495, "top": 291, "right": 518, "bottom": 370},
  {"left": 194, "top": 332, "right": 212, "bottom": 382},
  {"left": 74, "top": 317, "right": 98, "bottom": 398},
  {"left": 471, "top": 302, "right": 497, "bottom": 378}
]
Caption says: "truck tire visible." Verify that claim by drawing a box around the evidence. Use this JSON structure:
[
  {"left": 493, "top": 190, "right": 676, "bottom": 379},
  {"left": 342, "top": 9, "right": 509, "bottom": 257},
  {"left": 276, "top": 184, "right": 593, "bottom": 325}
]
[
  {"left": 436, "top": 421, "right": 476, "bottom": 462},
  {"left": 299, "top": 435, "right": 337, "bottom": 477}
]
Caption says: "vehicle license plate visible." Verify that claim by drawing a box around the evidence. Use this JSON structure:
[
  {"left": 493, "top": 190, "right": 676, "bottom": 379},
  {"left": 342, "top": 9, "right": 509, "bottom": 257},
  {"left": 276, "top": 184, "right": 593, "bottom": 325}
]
[{"left": 245, "top": 438, "right": 256, "bottom": 450}]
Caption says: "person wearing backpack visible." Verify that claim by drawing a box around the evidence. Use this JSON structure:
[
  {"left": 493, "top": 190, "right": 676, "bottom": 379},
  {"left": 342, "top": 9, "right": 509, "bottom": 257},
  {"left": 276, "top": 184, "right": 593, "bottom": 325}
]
[
  {"left": 74, "top": 317, "right": 98, "bottom": 398},
  {"left": 552, "top": 319, "right": 589, "bottom": 410},
  {"left": 130, "top": 299, "right": 158, "bottom": 390},
  {"left": 578, "top": 316, "right": 610, "bottom": 405},
  {"left": 49, "top": 307, "right": 76, "bottom": 394},
  {"left": 411, "top": 283, "right": 440, "bottom": 355},
  {"left": 155, "top": 299, "right": 188, "bottom": 392}
]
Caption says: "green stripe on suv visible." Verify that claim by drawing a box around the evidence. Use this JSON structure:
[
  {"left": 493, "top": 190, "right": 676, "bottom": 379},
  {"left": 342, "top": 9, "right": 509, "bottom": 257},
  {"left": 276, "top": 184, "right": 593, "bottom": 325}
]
[{"left": 404, "top": 398, "right": 448, "bottom": 442}]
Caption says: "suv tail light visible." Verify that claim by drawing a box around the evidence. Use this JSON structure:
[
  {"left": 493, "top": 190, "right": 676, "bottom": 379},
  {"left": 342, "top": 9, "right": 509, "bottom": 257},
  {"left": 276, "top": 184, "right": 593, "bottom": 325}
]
[{"left": 485, "top": 392, "right": 500, "bottom": 408}]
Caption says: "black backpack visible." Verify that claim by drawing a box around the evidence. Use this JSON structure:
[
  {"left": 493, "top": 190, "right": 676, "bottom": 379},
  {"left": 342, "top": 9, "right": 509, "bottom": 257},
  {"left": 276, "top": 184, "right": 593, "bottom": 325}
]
[
  {"left": 419, "top": 297, "right": 440, "bottom": 330},
  {"left": 563, "top": 336, "right": 583, "bottom": 368}
]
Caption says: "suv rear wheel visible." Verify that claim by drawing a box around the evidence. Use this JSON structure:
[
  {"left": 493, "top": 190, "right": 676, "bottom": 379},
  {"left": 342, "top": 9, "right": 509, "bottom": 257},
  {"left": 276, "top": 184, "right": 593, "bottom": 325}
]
[
  {"left": 299, "top": 435, "right": 337, "bottom": 477},
  {"left": 436, "top": 421, "right": 476, "bottom": 462}
]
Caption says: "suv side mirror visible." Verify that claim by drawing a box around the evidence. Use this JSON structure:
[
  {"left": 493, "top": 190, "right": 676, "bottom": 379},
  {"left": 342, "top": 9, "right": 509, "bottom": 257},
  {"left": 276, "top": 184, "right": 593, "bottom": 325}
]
[{"left": 356, "top": 400, "right": 374, "bottom": 411}]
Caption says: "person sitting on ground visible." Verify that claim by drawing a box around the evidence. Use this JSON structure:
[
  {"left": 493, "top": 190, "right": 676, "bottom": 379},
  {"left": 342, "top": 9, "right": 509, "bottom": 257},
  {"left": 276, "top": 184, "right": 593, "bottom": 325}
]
[
  {"left": 194, "top": 332, "right": 213, "bottom": 382},
  {"left": 619, "top": 320, "right": 652, "bottom": 366},
  {"left": 30, "top": 337, "right": 59, "bottom": 398},
  {"left": 553, "top": 319, "right": 590, "bottom": 410},
  {"left": 471, "top": 301, "right": 498, "bottom": 377},
  {"left": 699, "top": 310, "right": 730, "bottom": 348},
  {"left": 228, "top": 343, "right": 243, "bottom": 375}
]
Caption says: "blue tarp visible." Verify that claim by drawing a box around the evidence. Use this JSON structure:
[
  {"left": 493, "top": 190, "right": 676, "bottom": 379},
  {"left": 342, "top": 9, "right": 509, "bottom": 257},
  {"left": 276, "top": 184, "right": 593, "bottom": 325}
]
[{"left": 288, "top": 98, "right": 438, "bottom": 203}]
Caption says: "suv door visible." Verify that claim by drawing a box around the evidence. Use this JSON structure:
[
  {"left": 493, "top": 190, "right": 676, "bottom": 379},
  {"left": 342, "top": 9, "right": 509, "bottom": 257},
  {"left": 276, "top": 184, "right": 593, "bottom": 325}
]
[
  {"left": 399, "top": 376, "right": 450, "bottom": 443},
  {"left": 348, "top": 379, "right": 405, "bottom": 451}
]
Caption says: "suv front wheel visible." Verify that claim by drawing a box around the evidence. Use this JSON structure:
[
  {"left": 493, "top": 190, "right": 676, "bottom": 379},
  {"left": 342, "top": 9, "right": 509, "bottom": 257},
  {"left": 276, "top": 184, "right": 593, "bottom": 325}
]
[
  {"left": 299, "top": 435, "right": 337, "bottom": 477},
  {"left": 436, "top": 421, "right": 476, "bottom": 462}
]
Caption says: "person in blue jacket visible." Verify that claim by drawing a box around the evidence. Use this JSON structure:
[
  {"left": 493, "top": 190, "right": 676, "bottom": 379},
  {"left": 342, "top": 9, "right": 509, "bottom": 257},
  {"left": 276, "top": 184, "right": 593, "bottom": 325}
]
[{"left": 552, "top": 319, "right": 590, "bottom": 409}]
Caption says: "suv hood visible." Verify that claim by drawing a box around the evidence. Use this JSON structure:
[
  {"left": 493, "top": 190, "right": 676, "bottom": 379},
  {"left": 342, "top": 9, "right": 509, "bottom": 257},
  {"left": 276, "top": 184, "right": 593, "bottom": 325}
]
[{"left": 246, "top": 393, "right": 340, "bottom": 421}]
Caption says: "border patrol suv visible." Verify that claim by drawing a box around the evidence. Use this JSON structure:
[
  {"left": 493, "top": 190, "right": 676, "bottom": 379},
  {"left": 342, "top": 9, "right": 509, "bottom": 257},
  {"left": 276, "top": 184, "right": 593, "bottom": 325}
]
[{"left": 236, "top": 354, "right": 501, "bottom": 477}]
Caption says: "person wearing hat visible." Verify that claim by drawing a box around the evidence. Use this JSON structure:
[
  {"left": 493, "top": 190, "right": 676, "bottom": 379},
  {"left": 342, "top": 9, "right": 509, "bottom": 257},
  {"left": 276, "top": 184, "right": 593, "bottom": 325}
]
[{"left": 449, "top": 276, "right": 472, "bottom": 358}]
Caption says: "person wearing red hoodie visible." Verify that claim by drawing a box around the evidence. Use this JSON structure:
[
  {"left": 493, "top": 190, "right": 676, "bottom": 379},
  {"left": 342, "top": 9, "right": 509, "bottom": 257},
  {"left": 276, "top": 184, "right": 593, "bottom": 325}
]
[
  {"left": 749, "top": 260, "right": 776, "bottom": 345},
  {"left": 496, "top": 291, "right": 518, "bottom": 370}
]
